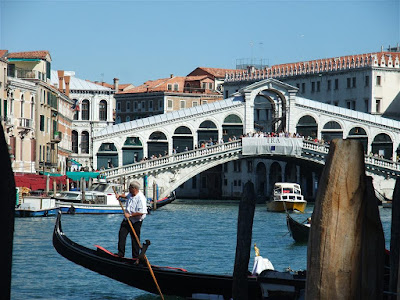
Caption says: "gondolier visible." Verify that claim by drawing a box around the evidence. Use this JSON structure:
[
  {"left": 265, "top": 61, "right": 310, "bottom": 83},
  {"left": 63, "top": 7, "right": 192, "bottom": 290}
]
[{"left": 116, "top": 181, "right": 148, "bottom": 258}]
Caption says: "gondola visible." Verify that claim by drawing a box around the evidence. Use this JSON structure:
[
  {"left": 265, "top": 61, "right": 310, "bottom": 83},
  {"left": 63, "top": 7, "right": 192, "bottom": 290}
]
[
  {"left": 286, "top": 212, "right": 310, "bottom": 243},
  {"left": 53, "top": 212, "right": 306, "bottom": 299}
]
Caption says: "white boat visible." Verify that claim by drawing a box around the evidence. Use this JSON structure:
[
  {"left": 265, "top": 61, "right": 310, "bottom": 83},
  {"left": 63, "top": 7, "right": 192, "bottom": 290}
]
[
  {"left": 53, "top": 181, "right": 124, "bottom": 214},
  {"left": 266, "top": 182, "right": 307, "bottom": 213},
  {"left": 15, "top": 196, "right": 59, "bottom": 217}
]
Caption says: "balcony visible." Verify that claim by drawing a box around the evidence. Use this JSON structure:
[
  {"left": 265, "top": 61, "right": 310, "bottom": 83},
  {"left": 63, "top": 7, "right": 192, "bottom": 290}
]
[
  {"left": 18, "top": 118, "right": 33, "bottom": 129},
  {"left": 51, "top": 131, "right": 62, "bottom": 143},
  {"left": 8, "top": 67, "right": 46, "bottom": 81}
]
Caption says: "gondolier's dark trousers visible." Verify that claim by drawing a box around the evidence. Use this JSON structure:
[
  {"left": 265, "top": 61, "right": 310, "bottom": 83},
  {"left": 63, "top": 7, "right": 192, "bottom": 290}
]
[{"left": 118, "top": 218, "right": 142, "bottom": 258}]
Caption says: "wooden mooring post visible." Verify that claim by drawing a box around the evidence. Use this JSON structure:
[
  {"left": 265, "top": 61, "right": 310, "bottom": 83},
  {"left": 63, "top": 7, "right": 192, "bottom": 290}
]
[
  {"left": 306, "top": 139, "right": 385, "bottom": 299},
  {"left": 232, "top": 181, "right": 256, "bottom": 300},
  {"left": 390, "top": 177, "right": 400, "bottom": 298}
]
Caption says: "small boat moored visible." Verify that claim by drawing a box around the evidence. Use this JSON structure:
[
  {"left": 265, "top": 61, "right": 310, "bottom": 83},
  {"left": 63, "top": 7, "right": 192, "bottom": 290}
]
[
  {"left": 15, "top": 196, "right": 58, "bottom": 217},
  {"left": 266, "top": 183, "right": 307, "bottom": 213}
]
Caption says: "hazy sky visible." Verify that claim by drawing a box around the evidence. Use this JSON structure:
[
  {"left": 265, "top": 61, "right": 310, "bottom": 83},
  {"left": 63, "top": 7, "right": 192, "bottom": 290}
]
[{"left": 1, "top": 0, "right": 399, "bottom": 86}]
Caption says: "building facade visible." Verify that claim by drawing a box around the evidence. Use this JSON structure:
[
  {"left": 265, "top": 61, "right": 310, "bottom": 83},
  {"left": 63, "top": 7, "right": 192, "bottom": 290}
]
[
  {"left": 223, "top": 51, "right": 400, "bottom": 121},
  {"left": 51, "top": 70, "right": 116, "bottom": 171}
]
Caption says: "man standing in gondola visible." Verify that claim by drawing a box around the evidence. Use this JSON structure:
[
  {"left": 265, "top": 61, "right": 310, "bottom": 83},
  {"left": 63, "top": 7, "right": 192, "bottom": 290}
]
[{"left": 116, "top": 181, "right": 148, "bottom": 258}]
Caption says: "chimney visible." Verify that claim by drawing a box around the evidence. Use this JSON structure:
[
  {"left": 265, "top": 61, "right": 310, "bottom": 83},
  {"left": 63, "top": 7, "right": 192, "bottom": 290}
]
[
  {"left": 64, "top": 76, "right": 70, "bottom": 97},
  {"left": 57, "top": 70, "right": 64, "bottom": 92},
  {"left": 170, "top": 74, "right": 174, "bottom": 78},
  {"left": 113, "top": 78, "right": 119, "bottom": 92}
]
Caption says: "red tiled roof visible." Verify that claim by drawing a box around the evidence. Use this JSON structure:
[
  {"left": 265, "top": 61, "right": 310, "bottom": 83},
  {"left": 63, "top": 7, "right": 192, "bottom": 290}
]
[
  {"left": 0, "top": 50, "right": 8, "bottom": 58},
  {"left": 7, "top": 50, "right": 50, "bottom": 60},
  {"left": 188, "top": 67, "right": 237, "bottom": 78}
]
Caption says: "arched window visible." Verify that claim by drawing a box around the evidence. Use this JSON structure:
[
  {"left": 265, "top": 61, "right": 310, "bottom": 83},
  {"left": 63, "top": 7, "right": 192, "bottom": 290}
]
[
  {"left": 81, "top": 100, "right": 90, "bottom": 120},
  {"left": 72, "top": 131, "right": 78, "bottom": 153},
  {"left": 99, "top": 100, "right": 107, "bottom": 121},
  {"left": 81, "top": 131, "right": 89, "bottom": 154}
]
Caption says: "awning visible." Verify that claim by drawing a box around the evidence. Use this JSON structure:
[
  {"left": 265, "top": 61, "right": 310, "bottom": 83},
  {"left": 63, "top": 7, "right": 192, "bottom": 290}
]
[
  {"left": 70, "top": 159, "right": 82, "bottom": 166},
  {"left": 66, "top": 171, "right": 101, "bottom": 181}
]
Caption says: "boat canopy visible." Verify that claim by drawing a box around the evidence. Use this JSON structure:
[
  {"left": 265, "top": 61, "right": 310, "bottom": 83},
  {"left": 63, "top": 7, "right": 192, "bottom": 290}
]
[{"left": 66, "top": 171, "right": 102, "bottom": 181}]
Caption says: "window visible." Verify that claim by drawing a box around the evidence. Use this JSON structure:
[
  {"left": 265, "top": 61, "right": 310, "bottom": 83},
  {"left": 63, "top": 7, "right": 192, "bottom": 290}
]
[
  {"left": 376, "top": 76, "right": 381, "bottom": 86},
  {"left": 99, "top": 100, "right": 107, "bottom": 121},
  {"left": 141, "top": 101, "right": 145, "bottom": 111},
  {"left": 347, "top": 78, "right": 351, "bottom": 88},
  {"left": 375, "top": 99, "right": 381, "bottom": 113},
  {"left": 149, "top": 100, "right": 153, "bottom": 111},
  {"left": 317, "top": 81, "right": 320, "bottom": 92},
  {"left": 167, "top": 84, "right": 172, "bottom": 91},
  {"left": 192, "top": 101, "right": 198, "bottom": 107},
  {"left": 365, "top": 75, "right": 369, "bottom": 87},
  {"left": 72, "top": 131, "right": 78, "bottom": 153},
  {"left": 202, "top": 82, "right": 207, "bottom": 90},
  {"left": 364, "top": 99, "right": 369, "bottom": 112},
  {"left": 40, "top": 115, "right": 45, "bottom": 131},
  {"left": 174, "top": 84, "right": 179, "bottom": 91},
  {"left": 20, "top": 96, "right": 24, "bottom": 118},
  {"left": 159, "top": 100, "right": 163, "bottom": 110},
  {"left": 126, "top": 102, "right": 130, "bottom": 111},
  {"left": 117, "top": 102, "right": 121, "bottom": 111},
  {"left": 225, "top": 90, "right": 229, "bottom": 98},
  {"left": 234, "top": 160, "right": 241, "bottom": 172},
  {"left": 134, "top": 101, "right": 138, "bottom": 110},
  {"left": 311, "top": 82, "right": 315, "bottom": 92},
  {"left": 296, "top": 83, "right": 300, "bottom": 89},
  {"left": 180, "top": 100, "right": 185, "bottom": 109},
  {"left": 334, "top": 101, "right": 339, "bottom": 106},
  {"left": 209, "top": 83, "right": 213, "bottom": 90},
  {"left": 301, "top": 83, "right": 305, "bottom": 93},
  {"left": 327, "top": 80, "right": 331, "bottom": 91},
  {"left": 202, "top": 100, "right": 208, "bottom": 105},
  {"left": 81, "top": 100, "right": 89, "bottom": 120},
  {"left": 81, "top": 131, "right": 89, "bottom": 154},
  {"left": 352, "top": 77, "right": 356, "bottom": 88},
  {"left": 334, "top": 79, "right": 339, "bottom": 90},
  {"left": 167, "top": 99, "right": 173, "bottom": 109}
]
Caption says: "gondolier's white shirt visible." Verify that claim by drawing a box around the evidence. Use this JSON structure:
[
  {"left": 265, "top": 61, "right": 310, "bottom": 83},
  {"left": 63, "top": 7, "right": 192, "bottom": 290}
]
[{"left": 125, "top": 191, "right": 147, "bottom": 223}]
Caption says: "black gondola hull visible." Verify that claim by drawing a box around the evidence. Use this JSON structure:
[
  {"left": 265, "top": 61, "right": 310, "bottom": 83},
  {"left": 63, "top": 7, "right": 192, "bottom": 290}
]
[
  {"left": 53, "top": 212, "right": 305, "bottom": 299},
  {"left": 286, "top": 214, "right": 310, "bottom": 243}
]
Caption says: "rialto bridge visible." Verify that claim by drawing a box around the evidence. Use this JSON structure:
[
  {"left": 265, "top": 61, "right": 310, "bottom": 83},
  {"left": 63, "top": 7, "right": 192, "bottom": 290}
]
[{"left": 93, "top": 79, "right": 400, "bottom": 200}]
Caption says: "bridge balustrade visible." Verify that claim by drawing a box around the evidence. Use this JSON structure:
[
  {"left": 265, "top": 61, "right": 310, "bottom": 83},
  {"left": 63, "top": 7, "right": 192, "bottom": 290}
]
[{"left": 101, "top": 138, "right": 400, "bottom": 182}]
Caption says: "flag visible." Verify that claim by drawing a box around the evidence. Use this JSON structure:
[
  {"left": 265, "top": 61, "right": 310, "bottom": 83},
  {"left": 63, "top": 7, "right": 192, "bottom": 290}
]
[{"left": 71, "top": 99, "right": 80, "bottom": 111}]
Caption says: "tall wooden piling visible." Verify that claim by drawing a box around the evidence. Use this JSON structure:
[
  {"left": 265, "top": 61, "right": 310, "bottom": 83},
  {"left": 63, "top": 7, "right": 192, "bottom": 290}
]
[
  {"left": 0, "top": 124, "right": 15, "bottom": 300},
  {"left": 232, "top": 181, "right": 256, "bottom": 300},
  {"left": 306, "top": 139, "right": 385, "bottom": 299},
  {"left": 390, "top": 178, "right": 400, "bottom": 296}
]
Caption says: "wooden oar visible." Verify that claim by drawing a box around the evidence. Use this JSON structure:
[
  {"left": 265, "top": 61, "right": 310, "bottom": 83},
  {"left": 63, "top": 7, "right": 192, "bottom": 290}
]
[{"left": 113, "top": 187, "right": 164, "bottom": 300}]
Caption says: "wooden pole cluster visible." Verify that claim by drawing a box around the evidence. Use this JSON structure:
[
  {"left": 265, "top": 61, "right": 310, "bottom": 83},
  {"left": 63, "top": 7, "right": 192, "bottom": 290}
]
[
  {"left": 306, "top": 139, "right": 385, "bottom": 299},
  {"left": 232, "top": 181, "right": 256, "bottom": 300}
]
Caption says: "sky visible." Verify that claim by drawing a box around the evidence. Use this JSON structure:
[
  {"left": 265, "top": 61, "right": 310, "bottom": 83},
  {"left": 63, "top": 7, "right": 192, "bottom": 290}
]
[{"left": 0, "top": 0, "right": 399, "bottom": 86}]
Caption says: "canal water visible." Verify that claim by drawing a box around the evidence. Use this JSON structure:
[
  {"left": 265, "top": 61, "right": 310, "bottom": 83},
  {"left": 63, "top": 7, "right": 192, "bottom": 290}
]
[{"left": 11, "top": 200, "right": 392, "bottom": 299}]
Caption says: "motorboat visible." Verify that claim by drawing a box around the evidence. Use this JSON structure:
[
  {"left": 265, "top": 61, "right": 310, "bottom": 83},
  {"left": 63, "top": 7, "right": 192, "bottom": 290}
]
[
  {"left": 53, "top": 181, "right": 124, "bottom": 214},
  {"left": 15, "top": 196, "right": 59, "bottom": 217},
  {"left": 266, "top": 183, "right": 307, "bottom": 213}
]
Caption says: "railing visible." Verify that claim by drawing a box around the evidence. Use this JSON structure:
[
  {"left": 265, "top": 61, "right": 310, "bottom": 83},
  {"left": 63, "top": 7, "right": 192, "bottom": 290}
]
[
  {"left": 18, "top": 118, "right": 32, "bottom": 128},
  {"left": 102, "top": 138, "right": 400, "bottom": 180},
  {"left": 102, "top": 140, "right": 242, "bottom": 179}
]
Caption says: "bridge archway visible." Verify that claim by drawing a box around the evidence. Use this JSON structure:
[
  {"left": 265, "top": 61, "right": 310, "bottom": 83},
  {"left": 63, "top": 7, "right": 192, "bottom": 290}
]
[
  {"left": 256, "top": 162, "right": 266, "bottom": 196},
  {"left": 254, "top": 89, "right": 287, "bottom": 132},
  {"left": 372, "top": 133, "right": 393, "bottom": 159},
  {"left": 222, "top": 114, "right": 243, "bottom": 142},
  {"left": 97, "top": 142, "right": 118, "bottom": 169},
  {"left": 148, "top": 131, "right": 168, "bottom": 158},
  {"left": 321, "top": 121, "right": 343, "bottom": 142},
  {"left": 198, "top": 120, "right": 218, "bottom": 146},
  {"left": 173, "top": 126, "right": 193, "bottom": 152},
  {"left": 347, "top": 127, "right": 368, "bottom": 153},
  {"left": 122, "top": 136, "right": 143, "bottom": 165},
  {"left": 296, "top": 115, "right": 318, "bottom": 138}
]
